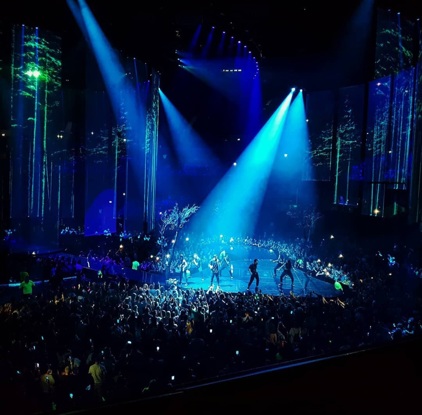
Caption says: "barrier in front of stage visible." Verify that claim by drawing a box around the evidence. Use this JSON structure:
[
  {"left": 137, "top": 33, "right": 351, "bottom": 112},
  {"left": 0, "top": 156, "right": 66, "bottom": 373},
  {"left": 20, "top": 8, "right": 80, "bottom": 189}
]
[{"left": 82, "top": 266, "right": 166, "bottom": 286}]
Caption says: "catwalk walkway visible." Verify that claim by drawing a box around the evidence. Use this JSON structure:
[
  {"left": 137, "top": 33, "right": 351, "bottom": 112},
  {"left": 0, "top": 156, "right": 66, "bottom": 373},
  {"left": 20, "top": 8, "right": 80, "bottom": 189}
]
[
  {"left": 78, "top": 254, "right": 346, "bottom": 298},
  {"left": 164, "top": 258, "right": 344, "bottom": 297}
]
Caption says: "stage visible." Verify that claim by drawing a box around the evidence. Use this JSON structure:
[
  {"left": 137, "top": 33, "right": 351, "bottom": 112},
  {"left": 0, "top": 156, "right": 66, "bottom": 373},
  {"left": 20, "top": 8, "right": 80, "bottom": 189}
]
[
  {"left": 87, "top": 259, "right": 345, "bottom": 299},
  {"left": 159, "top": 258, "right": 345, "bottom": 298}
]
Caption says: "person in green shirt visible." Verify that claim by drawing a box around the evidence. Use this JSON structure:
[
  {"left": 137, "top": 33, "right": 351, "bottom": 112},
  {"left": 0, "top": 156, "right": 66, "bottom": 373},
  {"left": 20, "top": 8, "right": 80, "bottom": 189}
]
[
  {"left": 19, "top": 275, "right": 35, "bottom": 297},
  {"left": 132, "top": 254, "right": 140, "bottom": 271}
]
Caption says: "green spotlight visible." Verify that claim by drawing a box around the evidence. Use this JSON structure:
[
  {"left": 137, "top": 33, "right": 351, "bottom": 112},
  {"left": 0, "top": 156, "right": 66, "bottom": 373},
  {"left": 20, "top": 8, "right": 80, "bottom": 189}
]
[{"left": 25, "top": 69, "right": 41, "bottom": 78}]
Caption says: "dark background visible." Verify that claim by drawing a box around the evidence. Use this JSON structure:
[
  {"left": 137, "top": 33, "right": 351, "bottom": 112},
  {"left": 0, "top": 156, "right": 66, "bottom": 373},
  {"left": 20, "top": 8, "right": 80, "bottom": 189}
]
[{"left": 2, "top": 0, "right": 420, "bottom": 93}]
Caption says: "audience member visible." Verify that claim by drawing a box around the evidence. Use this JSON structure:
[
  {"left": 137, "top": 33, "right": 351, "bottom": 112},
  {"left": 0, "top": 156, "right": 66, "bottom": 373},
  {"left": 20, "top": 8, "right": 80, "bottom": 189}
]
[{"left": 19, "top": 274, "right": 35, "bottom": 298}]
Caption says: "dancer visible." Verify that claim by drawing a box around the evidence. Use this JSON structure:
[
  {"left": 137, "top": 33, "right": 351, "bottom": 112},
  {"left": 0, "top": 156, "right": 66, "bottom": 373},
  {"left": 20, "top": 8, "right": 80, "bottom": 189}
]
[
  {"left": 219, "top": 250, "right": 232, "bottom": 278},
  {"left": 279, "top": 259, "right": 294, "bottom": 291},
  {"left": 272, "top": 250, "right": 285, "bottom": 278},
  {"left": 208, "top": 254, "right": 220, "bottom": 291},
  {"left": 190, "top": 253, "right": 201, "bottom": 274},
  {"left": 247, "top": 258, "right": 259, "bottom": 292},
  {"left": 178, "top": 254, "right": 189, "bottom": 285}
]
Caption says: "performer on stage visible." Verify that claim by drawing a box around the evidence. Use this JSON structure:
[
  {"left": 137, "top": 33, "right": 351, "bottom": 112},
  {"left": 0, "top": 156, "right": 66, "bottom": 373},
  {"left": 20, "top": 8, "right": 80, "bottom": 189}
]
[
  {"left": 190, "top": 253, "right": 201, "bottom": 274},
  {"left": 247, "top": 258, "right": 259, "bottom": 292},
  {"left": 219, "top": 250, "right": 233, "bottom": 278},
  {"left": 279, "top": 259, "right": 294, "bottom": 291},
  {"left": 272, "top": 250, "right": 285, "bottom": 278},
  {"left": 178, "top": 254, "right": 189, "bottom": 285},
  {"left": 208, "top": 254, "right": 220, "bottom": 290}
]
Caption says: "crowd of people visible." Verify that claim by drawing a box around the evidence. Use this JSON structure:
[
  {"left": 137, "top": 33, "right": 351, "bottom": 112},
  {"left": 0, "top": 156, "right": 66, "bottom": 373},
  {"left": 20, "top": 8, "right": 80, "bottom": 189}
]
[{"left": 1, "top": 229, "right": 421, "bottom": 414}]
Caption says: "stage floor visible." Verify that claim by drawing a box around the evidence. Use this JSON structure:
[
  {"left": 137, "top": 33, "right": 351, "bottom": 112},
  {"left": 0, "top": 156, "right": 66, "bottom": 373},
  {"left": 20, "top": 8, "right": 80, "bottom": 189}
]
[{"left": 166, "top": 258, "right": 344, "bottom": 298}]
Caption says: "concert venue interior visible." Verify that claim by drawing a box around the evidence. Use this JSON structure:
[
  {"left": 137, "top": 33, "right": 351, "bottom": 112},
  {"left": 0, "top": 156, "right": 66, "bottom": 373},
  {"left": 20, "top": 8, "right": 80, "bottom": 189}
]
[{"left": 1, "top": 1, "right": 422, "bottom": 413}]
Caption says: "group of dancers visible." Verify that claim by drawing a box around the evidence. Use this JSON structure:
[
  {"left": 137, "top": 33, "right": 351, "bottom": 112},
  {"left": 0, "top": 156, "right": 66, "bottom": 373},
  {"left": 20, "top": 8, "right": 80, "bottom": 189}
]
[
  {"left": 246, "top": 252, "right": 294, "bottom": 293},
  {"left": 176, "top": 248, "right": 294, "bottom": 294},
  {"left": 177, "top": 250, "right": 234, "bottom": 290}
]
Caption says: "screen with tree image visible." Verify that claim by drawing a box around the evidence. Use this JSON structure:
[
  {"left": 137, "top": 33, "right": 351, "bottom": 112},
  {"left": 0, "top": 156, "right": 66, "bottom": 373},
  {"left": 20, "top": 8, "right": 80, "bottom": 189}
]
[
  {"left": 374, "top": 8, "right": 417, "bottom": 80},
  {"left": 333, "top": 84, "right": 365, "bottom": 207},
  {"left": 303, "top": 90, "right": 334, "bottom": 182},
  {"left": 9, "top": 25, "right": 65, "bottom": 227},
  {"left": 361, "top": 69, "right": 414, "bottom": 217}
]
